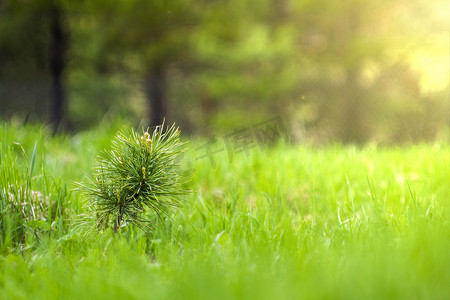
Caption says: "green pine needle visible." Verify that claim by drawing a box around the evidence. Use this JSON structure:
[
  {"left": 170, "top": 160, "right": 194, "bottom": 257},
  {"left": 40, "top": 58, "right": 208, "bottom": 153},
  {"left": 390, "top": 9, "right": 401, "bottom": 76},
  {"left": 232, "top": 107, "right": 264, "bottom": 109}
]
[{"left": 78, "top": 122, "right": 189, "bottom": 233}]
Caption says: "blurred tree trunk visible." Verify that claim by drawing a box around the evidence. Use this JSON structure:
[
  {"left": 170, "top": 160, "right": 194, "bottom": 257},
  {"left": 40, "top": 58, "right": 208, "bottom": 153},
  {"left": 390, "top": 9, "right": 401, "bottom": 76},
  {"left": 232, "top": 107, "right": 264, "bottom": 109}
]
[
  {"left": 340, "top": 69, "right": 369, "bottom": 144},
  {"left": 145, "top": 65, "right": 166, "bottom": 126},
  {"left": 48, "top": 3, "right": 67, "bottom": 134},
  {"left": 272, "top": 0, "right": 288, "bottom": 21}
]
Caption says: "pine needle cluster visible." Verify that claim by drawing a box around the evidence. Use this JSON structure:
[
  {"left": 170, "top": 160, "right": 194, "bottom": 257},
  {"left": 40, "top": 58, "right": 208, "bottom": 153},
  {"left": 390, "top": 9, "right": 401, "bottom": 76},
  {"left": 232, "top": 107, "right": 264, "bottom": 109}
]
[{"left": 79, "top": 123, "right": 188, "bottom": 233}]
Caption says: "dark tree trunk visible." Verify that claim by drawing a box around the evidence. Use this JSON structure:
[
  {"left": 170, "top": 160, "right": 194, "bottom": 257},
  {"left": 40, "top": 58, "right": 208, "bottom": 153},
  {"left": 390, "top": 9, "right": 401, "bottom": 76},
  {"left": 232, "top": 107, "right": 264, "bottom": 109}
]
[
  {"left": 272, "top": 0, "right": 288, "bottom": 21},
  {"left": 48, "top": 3, "right": 67, "bottom": 134},
  {"left": 340, "top": 69, "right": 369, "bottom": 144},
  {"left": 145, "top": 65, "right": 167, "bottom": 127}
]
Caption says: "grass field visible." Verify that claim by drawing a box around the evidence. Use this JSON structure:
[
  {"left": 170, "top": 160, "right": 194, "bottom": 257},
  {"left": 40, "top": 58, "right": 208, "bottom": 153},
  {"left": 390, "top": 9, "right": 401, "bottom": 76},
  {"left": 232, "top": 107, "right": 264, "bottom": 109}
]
[{"left": 1, "top": 122, "right": 449, "bottom": 300}]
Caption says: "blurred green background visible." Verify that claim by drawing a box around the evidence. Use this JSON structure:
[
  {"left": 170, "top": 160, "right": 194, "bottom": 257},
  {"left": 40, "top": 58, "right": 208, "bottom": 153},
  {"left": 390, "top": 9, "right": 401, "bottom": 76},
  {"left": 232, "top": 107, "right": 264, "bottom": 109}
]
[{"left": 0, "top": 0, "right": 448, "bottom": 144}]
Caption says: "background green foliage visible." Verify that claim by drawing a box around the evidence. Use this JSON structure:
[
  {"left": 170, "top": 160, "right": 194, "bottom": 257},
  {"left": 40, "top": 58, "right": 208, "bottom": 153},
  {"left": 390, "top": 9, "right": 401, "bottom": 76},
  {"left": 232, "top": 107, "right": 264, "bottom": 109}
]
[{"left": 0, "top": 0, "right": 448, "bottom": 143}]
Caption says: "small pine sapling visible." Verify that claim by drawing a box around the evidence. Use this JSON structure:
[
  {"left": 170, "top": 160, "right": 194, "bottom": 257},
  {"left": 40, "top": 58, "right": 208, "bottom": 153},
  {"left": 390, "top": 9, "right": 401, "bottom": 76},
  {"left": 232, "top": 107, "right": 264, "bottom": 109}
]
[{"left": 79, "top": 122, "right": 188, "bottom": 234}]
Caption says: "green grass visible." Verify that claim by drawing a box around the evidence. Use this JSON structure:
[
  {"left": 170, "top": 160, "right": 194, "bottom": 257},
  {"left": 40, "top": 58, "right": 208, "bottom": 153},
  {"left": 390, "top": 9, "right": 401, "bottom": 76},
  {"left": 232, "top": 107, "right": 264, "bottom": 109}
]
[{"left": 1, "top": 121, "right": 449, "bottom": 299}]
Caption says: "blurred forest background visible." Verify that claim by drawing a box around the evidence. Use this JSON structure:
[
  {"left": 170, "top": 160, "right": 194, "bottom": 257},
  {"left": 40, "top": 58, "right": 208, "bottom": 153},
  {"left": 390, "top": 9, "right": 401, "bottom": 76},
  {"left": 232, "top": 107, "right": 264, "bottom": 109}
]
[{"left": 0, "top": 0, "right": 448, "bottom": 144}]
